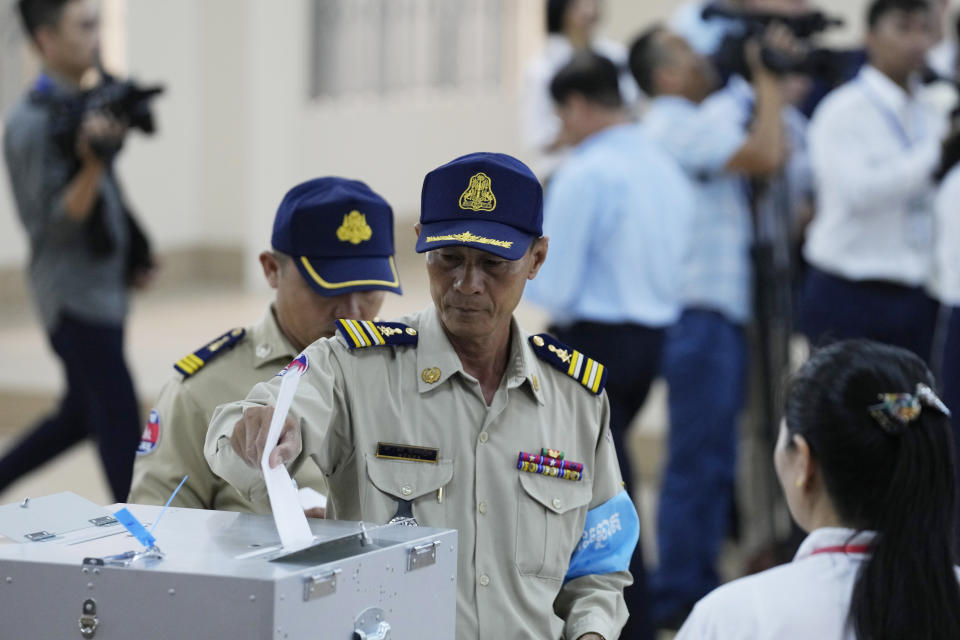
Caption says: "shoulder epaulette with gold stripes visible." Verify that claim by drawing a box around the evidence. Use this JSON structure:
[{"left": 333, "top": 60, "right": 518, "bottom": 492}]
[
  {"left": 173, "top": 328, "right": 246, "bottom": 378},
  {"left": 336, "top": 319, "right": 418, "bottom": 350},
  {"left": 529, "top": 333, "right": 606, "bottom": 395}
]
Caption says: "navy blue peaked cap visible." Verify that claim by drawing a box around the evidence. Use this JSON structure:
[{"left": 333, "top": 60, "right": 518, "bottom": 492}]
[
  {"left": 272, "top": 177, "right": 401, "bottom": 296},
  {"left": 415, "top": 152, "right": 543, "bottom": 260}
]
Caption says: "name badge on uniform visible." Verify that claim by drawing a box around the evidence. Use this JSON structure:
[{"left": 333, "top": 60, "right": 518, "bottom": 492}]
[{"left": 375, "top": 442, "right": 439, "bottom": 464}]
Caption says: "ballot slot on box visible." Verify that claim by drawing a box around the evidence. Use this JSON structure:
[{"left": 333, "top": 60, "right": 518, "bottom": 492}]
[{"left": 0, "top": 492, "right": 457, "bottom": 639}]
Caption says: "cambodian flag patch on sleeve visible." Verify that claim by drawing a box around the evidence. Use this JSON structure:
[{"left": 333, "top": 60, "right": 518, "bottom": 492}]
[
  {"left": 137, "top": 409, "right": 161, "bottom": 456},
  {"left": 565, "top": 489, "right": 640, "bottom": 582},
  {"left": 276, "top": 352, "right": 309, "bottom": 377}
]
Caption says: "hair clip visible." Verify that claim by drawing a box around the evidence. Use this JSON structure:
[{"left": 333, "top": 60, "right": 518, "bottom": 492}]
[
  {"left": 916, "top": 383, "right": 952, "bottom": 417},
  {"left": 868, "top": 392, "right": 921, "bottom": 434},
  {"left": 868, "top": 384, "right": 952, "bottom": 434}
]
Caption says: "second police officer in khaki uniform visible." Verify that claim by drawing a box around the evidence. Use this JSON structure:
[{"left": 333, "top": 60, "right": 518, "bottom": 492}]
[
  {"left": 205, "top": 154, "right": 639, "bottom": 639},
  {"left": 129, "top": 177, "right": 402, "bottom": 512}
]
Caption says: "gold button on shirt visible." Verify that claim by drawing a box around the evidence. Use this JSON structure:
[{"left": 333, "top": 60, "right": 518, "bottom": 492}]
[
  {"left": 206, "top": 306, "right": 630, "bottom": 640},
  {"left": 130, "top": 306, "right": 327, "bottom": 512}
]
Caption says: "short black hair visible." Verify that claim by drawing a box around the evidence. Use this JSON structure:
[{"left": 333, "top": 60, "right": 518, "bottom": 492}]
[
  {"left": 546, "top": 0, "right": 572, "bottom": 34},
  {"left": 628, "top": 25, "right": 668, "bottom": 96},
  {"left": 867, "top": 0, "right": 931, "bottom": 29},
  {"left": 17, "top": 0, "right": 71, "bottom": 38},
  {"left": 549, "top": 51, "right": 623, "bottom": 108}
]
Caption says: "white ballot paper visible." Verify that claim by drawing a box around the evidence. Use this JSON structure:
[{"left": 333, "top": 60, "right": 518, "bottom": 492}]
[{"left": 261, "top": 357, "right": 315, "bottom": 550}]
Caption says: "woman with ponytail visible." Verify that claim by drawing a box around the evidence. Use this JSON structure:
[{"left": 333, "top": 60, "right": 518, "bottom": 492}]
[{"left": 676, "top": 340, "right": 960, "bottom": 638}]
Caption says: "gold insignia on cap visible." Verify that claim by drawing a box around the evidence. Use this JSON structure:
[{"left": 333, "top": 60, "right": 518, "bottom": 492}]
[
  {"left": 336, "top": 210, "right": 373, "bottom": 245},
  {"left": 458, "top": 172, "right": 497, "bottom": 212},
  {"left": 421, "top": 367, "right": 441, "bottom": 384},
  {"left": 532, "top": 336, "right": 545, "bottom": 347},
  {"left": 405, "top": 327, "right": 418, "bottom": 336}
]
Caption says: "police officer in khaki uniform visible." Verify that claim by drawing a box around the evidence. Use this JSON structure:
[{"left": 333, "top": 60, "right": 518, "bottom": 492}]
[
  {"left": 130, "top": 177, "right": 402, "bottom": 513},
  {"left": 206, "top": 153, "right": 639, "bottom": 639}
]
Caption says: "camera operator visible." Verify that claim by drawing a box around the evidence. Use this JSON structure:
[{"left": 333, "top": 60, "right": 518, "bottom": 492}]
[
  {"left": 629, "top": 22, "right": 809, "bottom": 630},
  {"left": 0, "top": 0, "right": 154, "bottom": 501},
  {"left": 801, "top": 0, "right": 948, "bottom": 363}
]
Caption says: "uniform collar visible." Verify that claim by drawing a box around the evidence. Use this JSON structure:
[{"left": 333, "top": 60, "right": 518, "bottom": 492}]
[
  {"left": 249, "top": 305, "right": 299, "bottom": 370},
  {"left": 415, "top": 305, "right": 545, "bottom": 404},
  {"left": 794, "top": 527, "right": 877, "bottom": 562},
  {"left": 860, "top": 65, "right": 919, "bottom": 111}
]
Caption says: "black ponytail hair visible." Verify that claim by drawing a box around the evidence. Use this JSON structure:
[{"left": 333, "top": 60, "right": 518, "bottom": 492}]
[{"left": 783, "top": 340, "right": 960, "bottom": 640}]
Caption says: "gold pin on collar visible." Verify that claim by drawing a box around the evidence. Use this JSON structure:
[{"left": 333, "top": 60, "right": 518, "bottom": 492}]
[
  {"left": 421, "top": 367, "right": 441, "bottom": 384},
  {"left": 532, "top": 336, "right": 545, "bottom": 347}
]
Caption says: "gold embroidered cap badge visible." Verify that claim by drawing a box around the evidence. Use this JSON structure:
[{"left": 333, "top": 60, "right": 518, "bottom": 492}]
[
  {"left": 458, "top": 172, "right": 497, "bottom": 212},
  {"left": 336, "top": 210, "right": 373, "bottom": 244}
]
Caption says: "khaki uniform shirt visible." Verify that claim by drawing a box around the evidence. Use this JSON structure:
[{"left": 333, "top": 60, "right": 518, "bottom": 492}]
[
  {"left": 206, "top": 306, "right": 631, "bottom": 640},
  {"left": 131, "top": 306, "right": 327, "bottom": 511}
]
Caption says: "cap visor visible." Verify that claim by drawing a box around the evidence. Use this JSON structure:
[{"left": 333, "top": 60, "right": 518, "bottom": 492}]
[
  {"left": 295, "top": 255, "right": 402, "bottom": 297},
  {"left": 415, "top": 219, "right": 532, "bottom": 260}
]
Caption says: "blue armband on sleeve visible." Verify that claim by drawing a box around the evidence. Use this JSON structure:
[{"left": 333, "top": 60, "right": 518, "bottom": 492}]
[{"left": 565, "top": 490, "right": 639, "bottom": 582}]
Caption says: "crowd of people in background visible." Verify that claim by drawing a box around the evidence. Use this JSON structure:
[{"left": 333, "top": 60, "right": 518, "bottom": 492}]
[{"left": 522, "top": 0, "right": 960, "bottom": 637}]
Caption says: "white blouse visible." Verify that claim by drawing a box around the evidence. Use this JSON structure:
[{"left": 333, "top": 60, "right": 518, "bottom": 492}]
[
  {"left": 677, "top": 528, "right": 875, "bottom": 639},
  {"left": 677, "top": 527, "right": 960, "bottom": 639}
]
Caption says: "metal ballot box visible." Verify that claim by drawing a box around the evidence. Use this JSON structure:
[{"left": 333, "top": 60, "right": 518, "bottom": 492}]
[{"left": 0, "top": 494, "right": 457, "bottom": 639}]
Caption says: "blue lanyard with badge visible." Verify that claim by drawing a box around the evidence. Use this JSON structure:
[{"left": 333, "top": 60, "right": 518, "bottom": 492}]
[{"left": 859, "top": 77, "right": 934, "bottom": 250}]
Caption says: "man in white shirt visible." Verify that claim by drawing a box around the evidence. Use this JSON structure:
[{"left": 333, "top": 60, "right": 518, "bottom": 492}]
[{"left": 802, "top": 0, "right": 948, "bottom": 361}]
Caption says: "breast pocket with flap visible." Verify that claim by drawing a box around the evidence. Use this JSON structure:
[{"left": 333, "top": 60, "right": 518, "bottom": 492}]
[
  {"left": 515, "top": 471, "right": 593, "bottom": 580},
  {"left": 364, "top": 453, "right": 454, "bottom": 525}
]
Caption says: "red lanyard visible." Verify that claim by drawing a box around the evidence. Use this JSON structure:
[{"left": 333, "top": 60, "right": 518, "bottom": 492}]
[{"left": 810, "top": 544, "right": 871, "bottom": 556}]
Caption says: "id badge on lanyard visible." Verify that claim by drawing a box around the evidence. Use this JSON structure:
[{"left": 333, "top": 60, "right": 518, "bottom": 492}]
[{"left": 860, "top": 79, "right": 933, "bottom": 250}]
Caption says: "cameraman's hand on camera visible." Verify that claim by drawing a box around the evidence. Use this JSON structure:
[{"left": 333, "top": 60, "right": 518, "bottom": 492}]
[
  {"left": 63, "top": 111, "right": 128, "bottom": 222},
  {"left": 76, "top": 111, "right": 128, "bottom": 166},
  {"left": 747, "top": 23, "right": 807, "bottom": 80},
  {"left": 728, "top": 24, "right": 795, "bottom": 176}
]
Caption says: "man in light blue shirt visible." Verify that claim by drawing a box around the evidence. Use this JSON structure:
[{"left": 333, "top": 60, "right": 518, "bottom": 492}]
[
  {"left": 525, "top": 50, "right": 695, "bottom": 640},
  {"left": 630, "top": 25, "right": 798, "bottom": 629}
]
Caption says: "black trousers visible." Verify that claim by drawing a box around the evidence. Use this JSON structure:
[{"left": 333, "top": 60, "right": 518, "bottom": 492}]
[
  {"left": 799, "top": 266, "right": 939, "bottom": 363},
  {"left": 0, "top": 312, "right": 141, "bottom": 501},
  {"left": 551, "top": 320, "right": 665, "bottom": 640}
]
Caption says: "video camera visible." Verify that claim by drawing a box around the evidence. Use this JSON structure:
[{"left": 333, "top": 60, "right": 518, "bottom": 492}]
[
  {"left": 703, "top": 4, "right": 846, "bottom": 78},
  {"left": 46, "top": 66, "right": 165, "bottom": 165}
]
